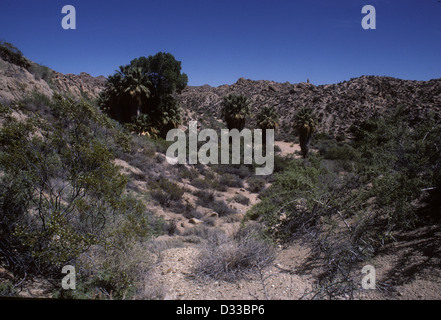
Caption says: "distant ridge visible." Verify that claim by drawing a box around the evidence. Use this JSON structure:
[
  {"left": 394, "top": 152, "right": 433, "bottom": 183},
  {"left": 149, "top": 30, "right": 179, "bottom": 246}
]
[{"left": 179, "top": 76, "right": 441, "bottom": 140}]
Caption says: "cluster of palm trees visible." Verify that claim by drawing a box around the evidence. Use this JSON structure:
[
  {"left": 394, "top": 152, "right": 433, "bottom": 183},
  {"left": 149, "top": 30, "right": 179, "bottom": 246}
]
[
  {"left": 221, "top": 94, "right": 317, "bottom": 158},
  {"left": 99, "top": 65, "right": 151, "bottom": 124},
  {"left": 100, "top": 58, "right": 318, "bottom": 157},
  {"left": 99, "top": 53, "right": 187, "bottom": 138}
]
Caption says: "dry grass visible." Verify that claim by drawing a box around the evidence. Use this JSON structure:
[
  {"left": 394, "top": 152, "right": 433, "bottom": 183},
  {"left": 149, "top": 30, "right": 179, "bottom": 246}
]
[{"left": 194, "top": 225, "right": 275, "bottom": 282}]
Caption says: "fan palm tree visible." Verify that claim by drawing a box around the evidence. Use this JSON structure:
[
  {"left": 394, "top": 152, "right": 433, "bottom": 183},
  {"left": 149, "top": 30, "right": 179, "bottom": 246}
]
[
  {"left": 256, "top": 105, "right": 279, "bottom": 144},
  {"left": 101, "top": 66, "right": 151, "bottom": 123},
  {"left": 118, "top": 66, "right": 151, "bottom": 117},
  {"left": 155, "top": 94, "right": 182, "bottom": 136},
  {"left": 221, "top": 94, "right": 252, "bottom": 131},
  {"left": 294, "top": 107, "right": 317, "bottom": 158}
]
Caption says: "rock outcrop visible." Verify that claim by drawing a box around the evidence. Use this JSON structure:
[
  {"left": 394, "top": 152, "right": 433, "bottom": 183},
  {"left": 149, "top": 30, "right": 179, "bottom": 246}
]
[
  {"left": 51, "top": 71, "right": 106, "bottom": 101},
  {"left": 0, "top": 57, "right": 53, "bottom": 104},
  {"left": 0, "top": 57, "right": 106, "bottom": 104}
]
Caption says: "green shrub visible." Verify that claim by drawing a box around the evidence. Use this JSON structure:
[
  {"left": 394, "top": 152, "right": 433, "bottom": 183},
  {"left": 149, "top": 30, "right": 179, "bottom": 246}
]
[
  {"left": 194, "top": 189, "right": 236, "bottom": 216},
  {"left": 150, "top": 178, "right": 184, "bottom": 207},
  {"left": 210, "top": 199, "right": 237, "bottom": 217},
  {"left": 179, "top": 166, "right": 200, "bottom": 180},
  {"left": 233, "top": 194, "right": 250, "bottom": 206},
  {"left": 0, "top": 96, "right": 160, "bottom": 287},
  {"left": 218, "top": 173, "right": 243, "bottom": 189},
  {"left": 246, "top": 176, "right": 266, "bottom": 193},
  {"left": 195, "top": 189, "right": 217, "bottom": 204},
  {"left": 0, "top": 41, "right": 30, "bottom": 69},
  {"left": 0, "top": 281, "right": 17, "bottom": 298},
  {"left": 29, "top": 63, "right": 53, "bottom": 85},
  {"left": 191, "top": 177, "right": 211, "bottom": 190}
]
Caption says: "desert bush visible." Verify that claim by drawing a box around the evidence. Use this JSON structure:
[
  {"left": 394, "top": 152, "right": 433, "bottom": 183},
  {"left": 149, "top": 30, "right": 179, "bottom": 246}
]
[
  {"left": 125, "top": 148, "right": 156, "bottom": 174},
  {"left": 0, "top": 96, "right": 161, "bottom": 297},
  {"left": 0, "top": 281, "right": 17, "bottom": 298},
  {"left": 210, "top": 199, "right": 237, "bottom": 217},
  {"left": 322, "top": 144, "right": 359, "bottom": 161},
  {"left": 152, "top": 138, "right": 173, "bottom": 154},
  {"left": 150, "top": 178, "right": 184, "bottom": 207},
  {"left": 233, "top": 194, "right": 250, "bottom": 206},
  {"left": 20, "top": 91, "right": 53, "bottom": 112},
  {"left": 179, "top": 166, "right": 200, "bottom": 180},
  {"left": 218, "top": 173, "right": 244, "bottom": 189},
  {"left": 237, "top": 165, "right": 251, "bottom": 179},
  {"left": 181, "top": 202, "right": 204, "bottom": 220},
  {"left": 55, "top": 239, "right": 155, "bottom": 300},
  {"left": 195, "top": 225, "right": 275, "bottom": 282},
  {"left": 249, "top": 105, "right": 441, "bottom": 299},
  {"left": 139, "top": 273, "right": 167, "bottom": 300},
  {"left": 194, "top": 189, "right": 217, "bottom": 204},
  {"left": 1, "top": 97, "right": 122, "bottom": 273},
  {"left": 213, "top": 163, "right": 252, "bottom": 178},
  {"left": 194, "top": 189, "right": 236, "bottom": 216},
  {"left": 273, "top": 154, "right": 291, "bottom": 173},
  {"left": 246, "top": 176, "right": 267, "bottom": 193},
  {"left": 0, "top": 41, "right": 30, "bottom": 69},
  {"left": 182, "top": 225, "right": 225, "bottom": 240},
  {"left": 191, "top": 177, "right": 211, "bottom": 190},
  {"left": 29, "top": 63, "right": 53, "bottom": 85}
]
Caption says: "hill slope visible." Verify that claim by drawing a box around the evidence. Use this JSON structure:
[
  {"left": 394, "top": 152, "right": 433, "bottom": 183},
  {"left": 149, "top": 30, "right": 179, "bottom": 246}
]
[
  {"left": 180, "top": 76, "right": 441, "bottom": 140},
  {"left": 0, "top": 57, "right": 105, "bottom": 104}
]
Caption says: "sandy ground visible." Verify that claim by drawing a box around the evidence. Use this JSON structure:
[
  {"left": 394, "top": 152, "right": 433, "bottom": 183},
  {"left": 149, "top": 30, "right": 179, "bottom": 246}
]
[
  {"left": 143, "top": 241, "right": 314, "bottom": 300},
  {"left": 274, "top": 141, "right": 301, "bottom": 158}
]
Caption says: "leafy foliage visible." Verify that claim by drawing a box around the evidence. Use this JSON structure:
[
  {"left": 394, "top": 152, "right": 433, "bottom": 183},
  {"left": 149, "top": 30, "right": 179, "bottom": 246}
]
[
  {"left": 0, "top": 41, "right": 31, "bottom": 70},
  {"left": 256, "top": 105, "right": 279, "bottom": 130},
  {"left": 150, "top": 178, "right": 185, "bottom": 207},
  {"left": 221, "top": 94, "right": 252, "bottom": 131},
  {"left": 99, "top": 52, "right": 187, "bottom": 137},
  {"left": 0, "top": 96, "right": 159, "bottom": 284},
  {"left": 249, "top": 105, "right": 441, "bottom": 298}
]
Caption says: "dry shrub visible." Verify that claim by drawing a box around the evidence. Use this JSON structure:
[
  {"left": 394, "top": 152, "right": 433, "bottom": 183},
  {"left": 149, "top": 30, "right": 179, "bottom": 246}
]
[{"left": 195, "top": 225, "right": 275, "bottom": 282}]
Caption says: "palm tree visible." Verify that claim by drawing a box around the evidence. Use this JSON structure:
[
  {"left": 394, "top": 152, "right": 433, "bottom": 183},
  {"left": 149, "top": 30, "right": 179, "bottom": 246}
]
[
  {"left": 118, "top": 66, "right": 151, "bottom": 117},
  {"left": 294, "top": 107, "right": 317, "bottom": 158},
  {"left": 256, "top": 105, "right": 279, "bottom": 144},
  {"left": 155, "top": 94, "right": 182, "bottom": 136},
  {"left": 101, "top": 66, "right": 151, "bottom": 123},
  {"left": 99, "top": 53, "right": 186, "bottom": 138},
  {"left": 221, "top": 94, "right": 252, "bottom": 131}
]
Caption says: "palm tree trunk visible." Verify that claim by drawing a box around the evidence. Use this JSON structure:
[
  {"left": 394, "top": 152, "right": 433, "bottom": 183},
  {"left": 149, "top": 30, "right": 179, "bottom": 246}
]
[{"left": 298, "top": 127, "right": 312, "bottom": 158}]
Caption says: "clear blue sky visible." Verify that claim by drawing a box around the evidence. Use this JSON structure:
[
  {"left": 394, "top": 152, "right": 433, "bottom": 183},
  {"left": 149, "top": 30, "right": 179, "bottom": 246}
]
[{"left": 0, "top": 0, "right": 440, "bottom": 86}]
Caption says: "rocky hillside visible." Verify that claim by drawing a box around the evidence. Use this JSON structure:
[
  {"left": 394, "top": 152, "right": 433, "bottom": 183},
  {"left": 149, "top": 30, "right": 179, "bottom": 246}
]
[
  {"left": 50, "top": 71, "right": 106, "bottom": 101},
  {"left": 1, "top": 53, "right": 440, "bottom": 141},
  {"left": 0, "top": 57, "right": 105, "bottom": 104},
  {"left": 179, "top": 76, "right": 441, "bottom": 140}
]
